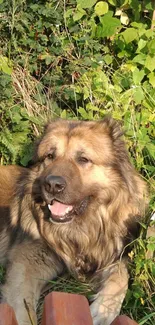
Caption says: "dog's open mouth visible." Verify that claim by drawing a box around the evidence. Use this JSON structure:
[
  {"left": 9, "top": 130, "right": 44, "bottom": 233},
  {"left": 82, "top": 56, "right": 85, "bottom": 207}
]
[
  {"left": 48, "top": 200, "right": 74, "bottom": 223},
  {"left": 47, "top": 198, "right": 89, "bottom": 223}
]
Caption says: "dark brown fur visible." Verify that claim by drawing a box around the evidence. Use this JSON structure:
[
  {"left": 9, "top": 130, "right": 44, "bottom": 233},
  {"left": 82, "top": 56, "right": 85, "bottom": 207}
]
[{"left": 0, "top": 118, "right": 148, "bottom": 325}]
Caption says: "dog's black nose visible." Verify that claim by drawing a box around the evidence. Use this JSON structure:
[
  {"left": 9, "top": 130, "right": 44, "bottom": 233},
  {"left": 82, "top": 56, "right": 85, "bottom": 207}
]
[{"left": 44, "top": 175, "right": 66, "bottom": 194}]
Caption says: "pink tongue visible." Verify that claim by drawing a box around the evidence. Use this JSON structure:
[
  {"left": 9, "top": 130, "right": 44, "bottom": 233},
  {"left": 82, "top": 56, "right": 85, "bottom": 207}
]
[{"left": 48, "top": 201, "right": 73, "bottom": 217}]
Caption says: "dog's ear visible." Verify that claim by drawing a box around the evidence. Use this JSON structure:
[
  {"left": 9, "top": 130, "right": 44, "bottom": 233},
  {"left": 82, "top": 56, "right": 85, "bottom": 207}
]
[
  {"left": 43, "top": 118, "right": 63, "bottom": 134},
  {"left": 99, "top": 116, "right": 124, "bottom": 141}
]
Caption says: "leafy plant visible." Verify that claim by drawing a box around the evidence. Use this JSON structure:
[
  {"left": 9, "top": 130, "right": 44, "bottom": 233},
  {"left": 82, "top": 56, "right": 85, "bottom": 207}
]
[{"left": 0, "top": 0, "right": 154, "bottom": 323}]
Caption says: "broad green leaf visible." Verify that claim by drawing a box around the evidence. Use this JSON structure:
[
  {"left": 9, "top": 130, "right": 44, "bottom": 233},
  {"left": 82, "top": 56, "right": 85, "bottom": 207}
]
[
  {"left": 61, "top": 110, "right": 67, "bottom": 119},
  {"left": 120, "top": 0, "right": 129, "bottom": 7},
  {"left": 133, "top": 87, "right": 144, "bottom": 104},
  {"left": 133, "top": 68, "right": 145, "bottom": 84},
  {"left": 0, "top": 56, "right": 13, "bottom": 75},
  {"left": 145, "top": 1, "right": 153, "bottom": 10},
  {"left": 120, "top": 13, "right": 129, "bottom": 25},
  {"left": 39, "top": 53, "right": 50, "bottom": 60},
  {"left": 147, "top": 242, "right": 155, "bottom": 252},
  {"left": 64, "top": 9, "right": 73, "bottom": 18},
  {"left": 148, "top": 72, "right": 155, "bottom": 87},
  {"left": 146, "top": 143, "right": 155, "bottom": 159},
  {"left": 137, "top": 39, "right": 147, "bottom": 53},
  {"left": 147, "top": 39, "right": 155, "bottom": 54},
  {"left": 133, "top": 53, "right": 146, "bottom": 65},
  {"left": 137, "top": 130, "right": 149, "bottom": 145},
  {"left": 104, "top": 54, "right": 112, "bottom": 65},
  {"left": 78, "top": 107, "right": 89, "bottom": 119},
  {"left": 45, "top": 56, "right": 53, "bottom": 65},
  {"left": 145, "top": 29, "right": 154, "bottom": 38},
  {"left": 117, "top": 50, "right": 128, "bottom": 58},
  {"left": 86, "top": 103, "right": 100, "bottom": 111},
  {"left": 99, "top": 11, "right": 121, "bottom": 38},
  {"left": 73, "top": 5, "right": 86, "bottom": 21},
  {"left": 83, "top": 86, "right": 90, "bottom": 100},
  {"left": 77, "top": 0, "right": 97, "bottom": 9},
  {"left": 123, "top": 63, "right": 135, "bottom": 72},
  {"left": 145, "top": 55, "right": 155, "bottom": 72},
  {"left": 108, "top": 0, "right": 116, "bottom": 5},
  {"left": 92, "top": 70, "right": 109, "bottom": 89},
  {"left": 122, "top": 28, "right": 138, "bottom": 43},
  {"left": 95, "top": 1, "right": 109, "bottom": 16},
  {"left": 131, "top": 22, "right": 144, "bottom": 29}
]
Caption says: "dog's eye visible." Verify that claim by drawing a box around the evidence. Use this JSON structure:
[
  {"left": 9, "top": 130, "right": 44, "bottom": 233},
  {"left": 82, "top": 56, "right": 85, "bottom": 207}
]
[
  {"left": 77, "top": 157, "right": 90, "bottom": 164},
  {"left": 46, "top": 152, "right": 55, "bottom": 160}
]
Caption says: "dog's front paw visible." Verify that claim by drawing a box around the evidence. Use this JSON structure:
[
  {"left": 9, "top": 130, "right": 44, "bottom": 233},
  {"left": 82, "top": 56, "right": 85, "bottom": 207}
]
[{"left": 90, "top": 294, "right": 121, "bottom": 325}]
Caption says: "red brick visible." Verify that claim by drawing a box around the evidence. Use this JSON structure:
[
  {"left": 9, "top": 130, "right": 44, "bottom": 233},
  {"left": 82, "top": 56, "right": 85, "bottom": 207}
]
[
  {"left": 111, "top": 315, "right": 139, "bottom": 325},
  {"left": 41, "top": 292, "right": 93, "bottom": 325},
  {"left": 0, "top": 304, "right": 18, "bottom": 325}
]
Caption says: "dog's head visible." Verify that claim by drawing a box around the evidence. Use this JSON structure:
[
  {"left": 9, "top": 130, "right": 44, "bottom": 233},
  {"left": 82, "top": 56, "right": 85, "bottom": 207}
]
[
  {"left": 31, "top": 117, "right": 147, "bottom": 226},
  {"left": 20, "top": 117, "right": 147, "bottom": 275}
]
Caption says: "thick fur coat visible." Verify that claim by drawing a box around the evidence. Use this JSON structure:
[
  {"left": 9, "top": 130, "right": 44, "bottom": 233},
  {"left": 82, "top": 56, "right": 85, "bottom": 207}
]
[{"left": 0, "top": 118, "right": 148, "bottom": 325}]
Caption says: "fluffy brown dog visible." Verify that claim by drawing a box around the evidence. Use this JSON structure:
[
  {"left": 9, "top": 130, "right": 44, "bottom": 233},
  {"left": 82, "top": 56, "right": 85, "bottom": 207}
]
[{"left": 0, "top": 117, "right": 147, "bottom": 325}]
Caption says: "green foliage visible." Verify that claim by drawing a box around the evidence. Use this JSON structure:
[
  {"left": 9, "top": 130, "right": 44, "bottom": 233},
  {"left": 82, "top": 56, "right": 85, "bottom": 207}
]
[
  {"left": 123, "top": 225, "right": 155, "bottom": 324},
  {"left": 0, "top": 0, "right": 154, "bottom": 322},
  {"left": 0, "top": 55, "right": 13, "bottom": 74},
  {"left": 0, "top": 72, "right": 35, "bottom": 165}
]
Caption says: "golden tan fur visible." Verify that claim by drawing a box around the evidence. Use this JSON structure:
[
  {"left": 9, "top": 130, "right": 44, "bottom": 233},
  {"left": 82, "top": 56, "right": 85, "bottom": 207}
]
[
  {"left": 0, "top": 165, "right": 23, "bottom": 206},
  {"left": 0, "top": 117, "right": 148, "bottom": 325}
]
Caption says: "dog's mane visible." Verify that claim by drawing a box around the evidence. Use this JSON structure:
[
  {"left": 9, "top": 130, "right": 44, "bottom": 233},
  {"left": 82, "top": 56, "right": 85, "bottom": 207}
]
[
  {"left": 9, "top": 118, "right": 148, "bottom": 281},
  {"left": 10, "top": 166, "right": 147, "bottom": 281}
]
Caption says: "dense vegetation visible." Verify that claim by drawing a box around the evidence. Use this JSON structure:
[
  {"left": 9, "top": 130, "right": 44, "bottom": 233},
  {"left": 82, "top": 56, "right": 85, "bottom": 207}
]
[{"left": 0, "top": 1, "right": 154, "bottom": 323}]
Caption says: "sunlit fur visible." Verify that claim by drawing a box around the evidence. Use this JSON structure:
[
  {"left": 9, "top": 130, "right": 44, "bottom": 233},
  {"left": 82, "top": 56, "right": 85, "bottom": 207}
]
[
  {"left": 35, "top": 118, "right": 147, "bottom": 277},
  {"left": 0, "top": 117, "right": 148, "bottom": 324}
]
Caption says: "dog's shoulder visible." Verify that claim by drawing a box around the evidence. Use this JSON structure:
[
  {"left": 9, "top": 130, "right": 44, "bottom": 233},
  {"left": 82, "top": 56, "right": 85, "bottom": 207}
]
[{"left": 0, "top": 165, "right": 27, "bottom": 206}]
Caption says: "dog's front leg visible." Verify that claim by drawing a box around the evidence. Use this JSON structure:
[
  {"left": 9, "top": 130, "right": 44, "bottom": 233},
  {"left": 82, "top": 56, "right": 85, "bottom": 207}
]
[
  {"left": 1, "top": 240, "right": 63, "bottom": 325},
  {"left": 90, "top": 260, "right": 129, "bottom": 325}
]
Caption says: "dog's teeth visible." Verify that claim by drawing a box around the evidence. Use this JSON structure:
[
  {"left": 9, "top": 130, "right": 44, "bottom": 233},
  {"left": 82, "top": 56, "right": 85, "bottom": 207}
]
[
  {"left": 66, "top": 206, "right": 72, "bottom": 213},
  {"left": 49, "top": 217, "right": 53, "bottom": 223},
  {"left": 48, "top": 204, "right": 51, "bottom": 210}
]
